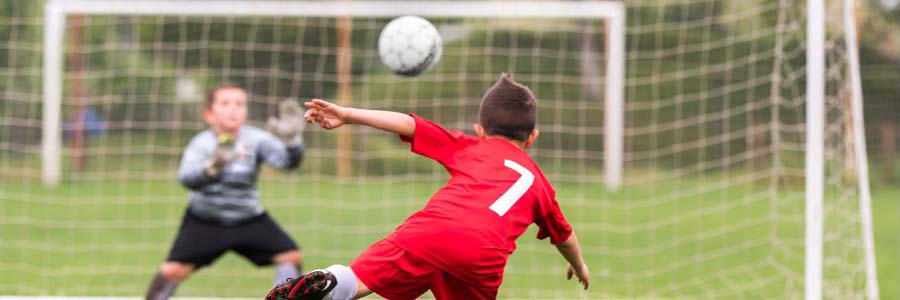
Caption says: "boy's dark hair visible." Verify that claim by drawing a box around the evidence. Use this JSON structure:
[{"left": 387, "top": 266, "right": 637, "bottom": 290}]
[
  {"left": 478, "top": 73, "right": 537, "bottom": 141},
  {"left": 205, "top": 84, "right": 243, "bottom": 109}
]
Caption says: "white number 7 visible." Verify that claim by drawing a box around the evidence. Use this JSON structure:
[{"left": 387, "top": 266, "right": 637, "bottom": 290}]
[{"left": 489, "top": 160, "right": 535, "bottom": 216}]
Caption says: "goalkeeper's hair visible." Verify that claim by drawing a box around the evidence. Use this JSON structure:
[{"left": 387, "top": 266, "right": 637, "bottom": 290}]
[
  {"left": 478, "top": 73, "right": 537, "bottom": 142},
  {"left": 205, "top": 84, "right": 244, "bottom": 110}
]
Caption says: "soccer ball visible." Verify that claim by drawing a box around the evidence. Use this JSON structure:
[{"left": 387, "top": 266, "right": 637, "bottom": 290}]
[{"left": 378, "top": 16, "right": 442, "bottom": 77}]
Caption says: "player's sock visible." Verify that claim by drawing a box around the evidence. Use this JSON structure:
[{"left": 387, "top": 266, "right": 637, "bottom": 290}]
[
  {"left": 323, "top": 265, "right": 358, "bottom": 300},
  {"left": 274, "top": 262, "right": 300, "bottom": 286},
  {"left": 145, "top": 272, "right": 179, "bottom": 300}
]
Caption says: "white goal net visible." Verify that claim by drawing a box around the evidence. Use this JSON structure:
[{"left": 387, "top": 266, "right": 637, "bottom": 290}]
[{"left": 0, "top": 0, "right": 877, "bottom": 299}]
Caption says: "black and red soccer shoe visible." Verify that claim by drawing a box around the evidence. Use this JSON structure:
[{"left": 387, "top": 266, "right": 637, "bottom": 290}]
[{"left": 266, "top": 270, "right": 337, "bottom": 300}]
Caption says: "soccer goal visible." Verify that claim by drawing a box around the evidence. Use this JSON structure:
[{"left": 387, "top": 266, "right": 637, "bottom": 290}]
[{"left": 0, "top": 0, "right": 878, "bottom": 299}]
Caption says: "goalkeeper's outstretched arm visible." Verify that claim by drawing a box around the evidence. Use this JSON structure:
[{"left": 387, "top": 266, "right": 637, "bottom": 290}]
[
  {"left": 258, "top": 131, "right": 304, "bottom": 171},
  {"left": 262, "top": 99, "right": 306, "bottom": 170},
  {"left": 303, "top": 99, "right": 415, "bottom": 138}
]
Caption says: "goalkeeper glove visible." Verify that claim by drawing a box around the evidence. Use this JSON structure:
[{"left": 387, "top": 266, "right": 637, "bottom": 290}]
[
  {"left": 205, "top": 134, "right": 236, "bottom": 177},
  {"left": 267, "top": 99, "right": 306, "bottom": 146}
]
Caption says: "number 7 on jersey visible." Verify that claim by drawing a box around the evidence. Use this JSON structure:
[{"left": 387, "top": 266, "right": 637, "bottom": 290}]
[{"left": 489, "top": 160, "right": 535, "bottom": 216}]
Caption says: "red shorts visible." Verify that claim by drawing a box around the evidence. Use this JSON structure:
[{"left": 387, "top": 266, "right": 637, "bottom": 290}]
[{"left": 350, "top": 239, "right": 499, "bottom": 300}]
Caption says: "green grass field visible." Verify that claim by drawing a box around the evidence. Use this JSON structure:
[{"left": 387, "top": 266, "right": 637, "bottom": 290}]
[{"left": 1, "top": 173, "right": 895, "bottom": 299}]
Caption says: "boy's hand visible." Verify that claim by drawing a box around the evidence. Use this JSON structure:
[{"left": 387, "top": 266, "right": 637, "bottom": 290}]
[
  {"left": 303, "top": 99, "right": 351, "bottom": 130},
  {"left": 266, "top": 99, "right": 306, "bottom": 145},
  {"left": 206, "top": 134, "right": 236, "bottom": 176},
  {"left": 566, "top": 263, "right": 590, "bottom": 290}
]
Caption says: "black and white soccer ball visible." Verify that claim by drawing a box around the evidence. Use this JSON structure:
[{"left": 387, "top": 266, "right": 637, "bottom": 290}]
[{"left": 378, "top": 16, "right": 442, "bottom": 77}]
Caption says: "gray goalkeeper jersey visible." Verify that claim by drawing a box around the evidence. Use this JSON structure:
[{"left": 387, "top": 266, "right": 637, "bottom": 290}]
[{"left": 177, "top": 125, "right": 303, "bottom": 225}]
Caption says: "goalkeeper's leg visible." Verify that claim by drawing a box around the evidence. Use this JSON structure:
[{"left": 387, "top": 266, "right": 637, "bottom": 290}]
[
  {"left": 149, "top": 210, "right": 228, "bottom": 300},
  {"left": 272, "top": 250, "right": 303, "bottom": 287},
  {"left": 145, "top": 262, "right": 193, "bottom": 300}
]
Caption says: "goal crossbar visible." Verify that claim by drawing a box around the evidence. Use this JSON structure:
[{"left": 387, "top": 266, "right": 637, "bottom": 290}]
[{"left": 48, "top": 0, "right": 625, "bottom": 19}]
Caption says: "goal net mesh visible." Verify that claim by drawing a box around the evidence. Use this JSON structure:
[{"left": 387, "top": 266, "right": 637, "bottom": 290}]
[{"left": 0, "top": 1, "right": 870, "bottom": 299}]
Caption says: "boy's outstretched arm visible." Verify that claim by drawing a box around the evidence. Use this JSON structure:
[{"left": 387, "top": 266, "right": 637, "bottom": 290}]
[
  {"left": 304, "top": 99, "right": 415, "bottom": 138},
  {"left": 555, "top": 232, "right": 590, "bottom": 290}
]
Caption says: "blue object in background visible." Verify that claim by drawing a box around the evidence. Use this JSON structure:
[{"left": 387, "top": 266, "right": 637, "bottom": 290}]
[{"left": 65, "top": 107, "right": 106, "bottom": 138}]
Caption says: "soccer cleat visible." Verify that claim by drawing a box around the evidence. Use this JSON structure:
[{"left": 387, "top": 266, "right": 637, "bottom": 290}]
[{"left": 266, "top": 270, "right": 337, "bottom": 300}]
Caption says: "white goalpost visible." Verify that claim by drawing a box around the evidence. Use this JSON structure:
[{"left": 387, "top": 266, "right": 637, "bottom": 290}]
[
  {"left": 806, "top": 0, "right": 879, "bottom": 299},
  {"left": 1, "top": 0, "right": 877, "bottom": 298},
  {"left": 804, "top": 1, "right": 825, "bottom": 299},
  {"left": 841, "top": 0, "right": 880, "bottom": 298}
]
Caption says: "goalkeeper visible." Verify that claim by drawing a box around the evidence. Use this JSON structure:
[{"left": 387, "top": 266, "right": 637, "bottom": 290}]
[{"left": 145, "top": 85, "right": 307, "bottom": 300}]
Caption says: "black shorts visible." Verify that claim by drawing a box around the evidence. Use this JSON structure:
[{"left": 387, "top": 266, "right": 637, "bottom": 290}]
[{"left": 166, "top": 209, "right": 298, "bottom": 268}]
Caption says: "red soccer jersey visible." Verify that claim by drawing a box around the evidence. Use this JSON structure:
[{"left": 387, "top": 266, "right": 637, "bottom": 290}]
[{"left": 385, "top": 115, "right": 573, "bottom": 287}]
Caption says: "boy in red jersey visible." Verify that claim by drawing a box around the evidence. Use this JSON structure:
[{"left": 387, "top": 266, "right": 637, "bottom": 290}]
[{"left": 267, "top": 73, "right": 588, "bottom": 300}]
